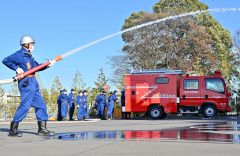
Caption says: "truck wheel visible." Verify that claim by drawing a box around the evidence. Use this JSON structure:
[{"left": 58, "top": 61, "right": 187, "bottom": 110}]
[
  {"left": 148, "top": 105, "right": 164, "bottom": 119},
  {"left": 202, "top": 105, "right": 217, "bottom": 118}
]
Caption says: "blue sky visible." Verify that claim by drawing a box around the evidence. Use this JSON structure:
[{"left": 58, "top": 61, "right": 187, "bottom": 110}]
[{"left": 0, "top": 0, "right": 240, "bottom": 91}]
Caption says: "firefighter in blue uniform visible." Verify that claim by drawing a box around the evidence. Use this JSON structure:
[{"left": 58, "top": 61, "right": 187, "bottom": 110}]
[
  {"left": 68, "top": 89, "right": 76, "bottom": 120},
  {"left": 107, "top": 91, "right": 117, "bottom": 120},
  {"left": 102, "top": 91, "right": 108, "bottom": 119},
  {"left": 60, "top": 89, "right": 69, "bottom": 120},
  {"left": 57, "top": 90, "right": 63, "bottom": 121},
  {"left": 95, "top": 90, "right": 107, "bottom": 120},
  {"left": 95, "top": 90, "right": 104, "bottom": 119},
  {"left": 2, "top": 35, "right": 55, "bottom": 137},
  {"left": 82, "top": 90, "right": 88, "bottom": 119},
  {"left": 76, "top": 90, "right": 83, "bottom": 120},
  {"left": 76, "top": 90, "right": 88, "bottom": 120}
]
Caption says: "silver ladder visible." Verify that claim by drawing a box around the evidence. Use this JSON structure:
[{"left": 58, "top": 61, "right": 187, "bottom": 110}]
[{"left": 130, "top": 69, "right": 185, "bottom": 75}]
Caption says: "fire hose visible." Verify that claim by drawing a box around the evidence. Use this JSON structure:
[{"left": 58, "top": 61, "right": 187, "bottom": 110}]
[{"left": 0, "top": 55, "right": 62, "bottom": 85}]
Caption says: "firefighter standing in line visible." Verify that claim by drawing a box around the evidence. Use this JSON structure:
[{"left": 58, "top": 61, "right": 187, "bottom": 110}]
[
  {"left": 107, "top": 91, "right": 117, "bottom": 120},
  {"left": 82, "top": 90, "right": 89, "bottom": 119},
  {"left": 95, "top": 90, "right": 102, "bottom": 118},
  {"left": 102, "top": 90, "right": 108, "bottom": 119},
  {"left": 60, "top": 89, "right": 69, "bottom": 120},
  {"left": 76, "top": 90, "right": 88, "bottom": 120},
  {"left": 57, "top": 90, "right": 63, "bottom": 121},
  {"left": 2, "top": 35, "right": 55, "bottom": 137},
  {"left": 76, "top": 90, "right": 83, "bottom": 120},
  {"left": 95, "top": 90, "right": 105, "bottom": 119},
  {"left": 68, "top": 88, "right": 76, "bottom": 121}
]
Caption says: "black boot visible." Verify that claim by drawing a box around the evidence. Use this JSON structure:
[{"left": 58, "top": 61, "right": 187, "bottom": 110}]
[
  {"left": 8, "top": 122, "right": 22, "bottom": 137},
  {"left": 37, "top": 121, "right": 55, "bottom": 136}
]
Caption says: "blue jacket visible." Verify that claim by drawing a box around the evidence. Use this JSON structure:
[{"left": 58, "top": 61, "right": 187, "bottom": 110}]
[
  {"left": 60, "top": 94, "right": 69, "bottom": 104},
  {"left": 68, "top": 92, "right": 75, "bottom": 103},
  {"left": 95, "top": 94, "right": 107, "bottom": 106},
  {"left": 2, "top": 47, "right": 46, "bottom": 73},
  {"left": 57, "top": 94, "right": 63, "bottom": 105},
  {"left": 108, "top": 94, "right": 117, "bottom": 104},
  {"left": 102, "top": 95, "right": 107, "bottom": 105},
  {"left": 76, "top": 95, "right": 88, "bottom": 107},
  {"left": 82, "top": 95, "right": 88, "bottom": 106}
]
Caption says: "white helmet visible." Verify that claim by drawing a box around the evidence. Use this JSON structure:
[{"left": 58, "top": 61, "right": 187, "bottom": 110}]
[{"left": 20, "top": 35, "right": 35, "bottom": 45}]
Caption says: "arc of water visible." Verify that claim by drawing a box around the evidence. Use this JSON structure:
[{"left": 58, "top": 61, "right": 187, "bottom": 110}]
[
  {"left": 1, "top": 8, "right": 240, "bottom": 85},
  {"left": 61, "top": 8, "right": 240, "bottom": 59}
]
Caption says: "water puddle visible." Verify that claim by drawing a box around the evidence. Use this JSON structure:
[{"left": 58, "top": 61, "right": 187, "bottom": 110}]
[{"left": 51, "top": 122, "right": 240, "bottom": 144}]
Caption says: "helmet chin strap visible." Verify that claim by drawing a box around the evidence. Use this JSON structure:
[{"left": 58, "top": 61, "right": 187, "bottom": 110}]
[{"left": 23, "top": 44, "right": 33, "bottom": 53}]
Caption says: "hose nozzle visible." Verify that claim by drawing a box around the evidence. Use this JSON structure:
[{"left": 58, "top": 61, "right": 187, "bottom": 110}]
[{"left": 54, "top": 55, "right": 62, "bottom": 62}]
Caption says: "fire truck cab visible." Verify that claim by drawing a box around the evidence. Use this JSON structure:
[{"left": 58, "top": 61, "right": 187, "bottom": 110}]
[{"left": 123, "top": 69, "right": 232, "bottom": 119}]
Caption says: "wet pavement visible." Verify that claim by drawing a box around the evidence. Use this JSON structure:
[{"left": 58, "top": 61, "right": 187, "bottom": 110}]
[
  {"left": 53, "top": 121, "right": 240, "bottom": 144},
  {"left": 1, "top": 118, "right": 239, "bottom": 156}
]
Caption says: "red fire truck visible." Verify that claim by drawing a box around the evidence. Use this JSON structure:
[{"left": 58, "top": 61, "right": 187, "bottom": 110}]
[{"left": 122, "top": 69, "right": 232, "bottom": 119}]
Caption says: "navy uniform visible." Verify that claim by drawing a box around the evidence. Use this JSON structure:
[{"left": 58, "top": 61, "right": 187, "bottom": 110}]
[
  {"left": 68, "top": 89, "right": 76, "bottom": 120},
  {"left": 95, "top": 90, "right": 107, "bottom": 119},
  {"left": 57, "top": 90, "right": 63, "bottom": 121},
  {"left": 60, "top": 89, "right": 69, "bottom": 120},
  {"left": 2, "top": 35, "right": 55, "bottom": 137},
  {"left": 76, "top": 91, "right": 83, "bottom": 120},
  {"left": 82, "top": 90, "right": 88, "bottom": 119},
  {"left": 107, "top": 91, "right": 117, "bottom": 120},
  {"left": 95, "top": 91, "right": 103, "bottom": 118}
]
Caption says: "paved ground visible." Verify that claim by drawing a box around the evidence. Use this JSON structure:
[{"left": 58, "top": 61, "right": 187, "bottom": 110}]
[{"left": 0, "top": 117, "right": 239, "bottom": 156}]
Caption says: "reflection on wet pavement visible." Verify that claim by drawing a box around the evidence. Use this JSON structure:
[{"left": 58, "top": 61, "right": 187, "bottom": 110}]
[{"left": 52, "top": 122, "right": 240, "bottom": 144}]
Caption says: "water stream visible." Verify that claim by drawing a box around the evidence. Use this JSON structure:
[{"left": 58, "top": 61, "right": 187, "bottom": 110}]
[{"left": 60, "top": 8, "right": 240, "bottom": 59}]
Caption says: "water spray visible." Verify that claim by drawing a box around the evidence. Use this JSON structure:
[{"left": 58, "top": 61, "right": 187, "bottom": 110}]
[{"left": 1, "top": 7, "right": 240, "bottom": 85}]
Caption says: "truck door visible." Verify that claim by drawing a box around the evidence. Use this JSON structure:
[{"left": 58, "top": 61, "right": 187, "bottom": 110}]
[
  {"left": 204, "top": 78, "right": 228, "bottom": 110},
  {"left": 180, "top": 78, "right": 203, "bottom": 106}
]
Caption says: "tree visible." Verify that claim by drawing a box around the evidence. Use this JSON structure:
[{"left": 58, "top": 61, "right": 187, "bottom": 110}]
[
  {"left": 195, "top": 12, "right": 235, "bottom": 81},
  {"left": 35, "top": 73, "right": 44, "bottom": 90},
  {"left": 41, "top": 88, "right": 50, "bottom": 106},
  {"left": 49, "top": 76, "right": 63, "bottom": 115},
  {"left": 7, "top": 82, "right": 20, "bottom": 118},
  {"left": 232, "top": 29, "right": 240, "bottom": 112},
  {"left": 233, "top": 29, "right": 240, "bottom": 71},
  {"left": 0, "top": 85, "right": 5, "bottom": 119},
  {"left": 87, "top": 68, "right": 109, "bottom": 117},
  {"left": 111, "top": 0, "right": 236, "bottom": 84},
  {"left": 9, "top": 82, "right": 19, "bottom": 96},
  {"left": 71, "top": 70, "right": 86, "bottom": 93},
  {"left": 109, "top": 54, "right": 132, "bottom": 91},
  {"left": 94, "top": 67, "right": 108, "bottom": 90},
  {"left": 35, "top": 73, "right": 51, "bottom": 107}
]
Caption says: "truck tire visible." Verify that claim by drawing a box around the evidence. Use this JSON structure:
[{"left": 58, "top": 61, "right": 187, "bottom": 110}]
[
  {"left": 202, "top": 104, "right": 218, "bottom": 118},
  {"left": 148, "top": 105, "right": 164, "bottom": 119}
]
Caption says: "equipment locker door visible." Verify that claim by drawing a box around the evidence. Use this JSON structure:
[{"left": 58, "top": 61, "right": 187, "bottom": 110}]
[{"left": 180, "top": 78, "right": 203, "bottom": 106}]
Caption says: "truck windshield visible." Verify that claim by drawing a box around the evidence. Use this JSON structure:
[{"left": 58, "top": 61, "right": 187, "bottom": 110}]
[{"left": 205, "top": 78, "right": 225, "bottom": 93}]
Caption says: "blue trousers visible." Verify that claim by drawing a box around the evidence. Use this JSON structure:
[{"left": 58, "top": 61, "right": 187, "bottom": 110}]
[
  {"left": 61, "top": 103, "right": 68, "bottom": 118},
  {"left": 69, "top": 102, "right": 75, "bottom": 120},
  {"left": 77, "top": 105, "right": 86, "bottom": 120},
  {"left": 57, "top": 102, "right": 62, "bottom": 121},
  {"left": 98, "top": 103, "right": 105, "bottom": 118},
  {"left": 107, "top": 102, "right": 114, "bottom": 117},
  {"left": 13, "top": 77, "right": 48, "bottom": 123}
]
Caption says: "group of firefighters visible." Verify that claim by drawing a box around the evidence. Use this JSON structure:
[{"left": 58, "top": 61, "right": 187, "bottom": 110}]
[{"left": 57, "top": 88, "right": 118, "bottom": 121}]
